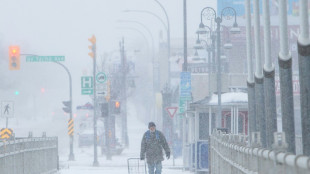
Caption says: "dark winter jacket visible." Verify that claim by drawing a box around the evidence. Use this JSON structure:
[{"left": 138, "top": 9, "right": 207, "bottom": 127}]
[{"left": 140, "top": 130, "right": 170, "bottom": 164}]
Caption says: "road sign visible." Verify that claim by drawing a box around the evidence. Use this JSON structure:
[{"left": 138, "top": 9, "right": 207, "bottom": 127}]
[
  {"left": 96, "top": 72, "right": 107, "bottom": 83},
  {"left": 81, "top": 76, "right": 93, "bottom": 95},
  {"left": 26, "top": 56, "right": 65, "bottom": 62},
  {"left": 179, "top": 72, "right": 191, "bottom": 114},
  {"left": 0, "top": 128, "right": 13, "bottom": 139},
  {"left": 166, "top": 107, "right": 178, "bottom": 118},
  {"left": 68, "top": 119, "right": 74, "bottom": 136},
  {"left": 1, "top": 101, "right": 14, "bottom": 118},
  {"left": 97, "top": 83, "right": 107, "bottom": 96}
]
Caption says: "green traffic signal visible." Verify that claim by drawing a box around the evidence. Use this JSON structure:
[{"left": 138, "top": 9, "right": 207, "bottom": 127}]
[{"left": 15, "top": 91, "right": 19, "bottom": 95}]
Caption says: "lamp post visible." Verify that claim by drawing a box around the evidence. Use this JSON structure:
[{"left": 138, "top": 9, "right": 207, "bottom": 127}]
[
  {"left": 199, "top": 6, "right": 239, "bottom": 128},
  {"left": 117, "top": 20, "right": 156, "bottom": 91},
  {"left": 194, "top": 27, "right": 213, "bottom": 97},
  {"left": 116, "top": 27, "right": 151, "bottom": 56},
  {"left": 121, "top": 10, "right": 165, "bottom": 93},
  {"left": 153, "top": 0, "right": 171, "bottom": 87},
  {"left": 51, "top": 61, "right": 74, "bottom": 161}
]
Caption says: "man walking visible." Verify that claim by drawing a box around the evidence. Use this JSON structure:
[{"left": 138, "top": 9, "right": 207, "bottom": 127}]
[{"left": 140, "top": 122, "right": 170, "bottom": 174}]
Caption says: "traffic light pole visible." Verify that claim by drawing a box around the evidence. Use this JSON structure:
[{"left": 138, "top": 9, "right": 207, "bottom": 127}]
[
  {"left": 53, "top": 61, "right": 75, "bottom": 161},
  {"left": 120, "top": 38, "right": 129, "bottom": 147},
  {"left": 92, "top": 43, "right": 99, "bottom": 166}
]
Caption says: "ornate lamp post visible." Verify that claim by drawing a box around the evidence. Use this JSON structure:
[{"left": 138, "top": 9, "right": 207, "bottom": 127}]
[
  {"left": 194, "top": 30, "right": 213, "bottom": 97},
  {"left": 198, "top": 7, "right": 239, "bottom": 128}
]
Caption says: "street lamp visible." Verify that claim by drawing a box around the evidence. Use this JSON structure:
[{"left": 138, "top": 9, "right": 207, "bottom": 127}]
[
  {"left": 199, "top": 6, "right": 239, "bottom": 128},
  {"left": 121, "top": 10, "right": 165, "bottom": 93},
  {"left": 153, "top": 0, "right": 171, "bottom": 87},
  {"left": 194, "top": 38, "right": 213, "bottom": 97}
]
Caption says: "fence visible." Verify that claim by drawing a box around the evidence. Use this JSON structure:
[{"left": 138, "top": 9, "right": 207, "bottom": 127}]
[
  {"left": 210, "top": 131, "right": 310, "bottom": 174},
  {"left": 0, "top": 134, "right": 58, "bottom": 174}
]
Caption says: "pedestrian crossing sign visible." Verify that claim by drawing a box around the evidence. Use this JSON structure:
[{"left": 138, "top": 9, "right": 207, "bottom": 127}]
[{"left": 1, "top": 101, "right": 14, "bottom": 118}]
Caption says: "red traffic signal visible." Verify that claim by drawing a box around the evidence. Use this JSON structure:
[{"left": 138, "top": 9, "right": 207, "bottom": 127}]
[
  {"left": 114, "top": 101, "right": 120, "bottom": 114},
  {"left": 115, "top": 101, "right": 120, "bottom": 108},
  {"left": 9, "top": 46, "right": 20, "bottom": 70}
]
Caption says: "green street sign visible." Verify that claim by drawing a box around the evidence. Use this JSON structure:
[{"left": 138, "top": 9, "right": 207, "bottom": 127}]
[
  {"left": 26, "top": 56, "right": 65, "bottom": 62},
  {"left": 82, "top": 89, "right": 93, "bottom": 95},
  {"left": 96, "top": 72, "right": 107, "bottom": 83},
  {"left": 81, "top": 76, "right": 93, "bottom": 95},
  {"left": 179, "top": 97, "right": 191, "bottom": 114}
]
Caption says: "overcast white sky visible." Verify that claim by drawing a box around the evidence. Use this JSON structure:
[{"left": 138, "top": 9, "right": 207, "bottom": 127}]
[
  {"left": 0, "top": 0, "right": 216, "bottom": 117},
  {"left": 0, "top": 0, "right": 216, "bottom": 55}
]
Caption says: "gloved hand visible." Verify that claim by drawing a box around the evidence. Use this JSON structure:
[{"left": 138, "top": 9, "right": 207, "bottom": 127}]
[
  {"left": 140, "top": 156, "right": 145, "bottom": 160},
  {"left": 166, "top": 152, "right": 170, "bottom": 159}
]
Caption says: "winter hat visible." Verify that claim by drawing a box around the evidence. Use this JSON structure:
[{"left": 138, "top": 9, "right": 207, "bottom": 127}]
[{"left": 148, "top": 122, "right": 156, "bottom": 128}]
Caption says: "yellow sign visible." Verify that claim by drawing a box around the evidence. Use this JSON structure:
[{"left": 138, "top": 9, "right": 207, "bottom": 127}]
[
  {"left": 105, "top": 80, "right": 111, "bottom": 101},
  {"left": 1, "top": 128, "right": 13, "bottom": 139},
  {"left": 68, "top": 119, "right": 74, "bottom": 136}
]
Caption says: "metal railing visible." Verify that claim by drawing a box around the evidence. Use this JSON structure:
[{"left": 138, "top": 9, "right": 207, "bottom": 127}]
[
  {"left": 0, "top": 134, "right": 58, "bottom": 174},
  {"left": 210, "top": 131, "right": 310, "bottom": 174}
]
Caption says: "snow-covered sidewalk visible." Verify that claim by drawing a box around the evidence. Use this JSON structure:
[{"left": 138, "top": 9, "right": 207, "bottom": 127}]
[
  {"left": 58, "top": 148, "right": 189, "bottom": 174},
  {"left": 58, "top": 98, "right": 190, "bottom": 174}
]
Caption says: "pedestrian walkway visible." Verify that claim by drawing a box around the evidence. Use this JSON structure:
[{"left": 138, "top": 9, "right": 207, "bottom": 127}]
[{"left": 58, "top": 146, "right": 189, "bottom": 174}]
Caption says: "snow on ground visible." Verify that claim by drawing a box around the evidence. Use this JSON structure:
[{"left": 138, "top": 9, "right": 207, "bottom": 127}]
[{"left": 58, "top": 98, "right": 190, "bottom": 174}]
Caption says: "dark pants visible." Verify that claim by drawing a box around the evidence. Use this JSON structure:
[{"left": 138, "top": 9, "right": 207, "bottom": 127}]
[{"left": 147, "top": 161, "right": 162, "bottom": 174}]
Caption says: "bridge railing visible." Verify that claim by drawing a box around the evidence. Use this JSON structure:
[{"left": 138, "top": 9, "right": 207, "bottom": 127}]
[
  {"left": 210, "top": 131, "right": 310, "bottom": 174},
  {"left": 0, "top": 134, "right": 58, "bottom": 174}
]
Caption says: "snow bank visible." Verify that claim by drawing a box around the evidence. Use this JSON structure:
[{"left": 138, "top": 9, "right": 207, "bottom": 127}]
[{"left": 209, "top": 92, "right": 248, "bottom": 104}]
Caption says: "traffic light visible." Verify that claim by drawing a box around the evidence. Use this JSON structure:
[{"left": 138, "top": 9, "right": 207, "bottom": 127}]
[
  {"left": 114, "top": 101, "right": 120, "bottom": 114},
  {"left": 88, "top": 35, "right": 96, "bottom": 58},
  {"left": 41, "top": 88, "right": 45, "bottom": 93},
  {"left": 9, "top": 46, "right": 20, "bottom": 70},
  {"left": 63, "top": 101, "right": 72, "bottom": 114},
  {"left": 100, "top": 103, "right": 109, "bottom": 117}
]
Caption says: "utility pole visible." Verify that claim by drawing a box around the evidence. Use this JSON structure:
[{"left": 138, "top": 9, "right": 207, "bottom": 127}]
[
  {"left": 88, "top": 35, "right": 99, "bottom": 166},
  {"left": 120, "top": 38, "right": 129, "bottom": 147},
  {"left": 298, "top": 0, "right": 310, "bottom": 156},
  {"left": 53, "top": 61, "right": 75, "bottom": 161},
  {"left": 154, "top": 0, "right": 171, "bottom": 87},
  {"left": 183, "top": 0, "right": 187, "bottom": 72}
]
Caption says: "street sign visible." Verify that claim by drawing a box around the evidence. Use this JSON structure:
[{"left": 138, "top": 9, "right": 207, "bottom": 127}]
[
  {"left": 96, "top": 72, "right": 107, "bottom": 83},
  {"left": 68, "top": 119, "right": 74, "bottom": 136},
  {"left": 81, "top": 76, "right": 93, "bottom": 95},
  {"left": 1, "top": 101, "right": 14, "bottom": 118},
  {"left": 26, "top": 56, "right": 65, "bottom": 62},
  {"left": 97, "top": 83, "right": 107, "bottom": 96},
  {"left": 166, "top": 107, "right": 178, "bottom": 118},
  {"left": 0, "top": 128, "right": 13, "bottom": 139},
  {"left": 179, "top": 72, "right": 191, "bottom": 114}
]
